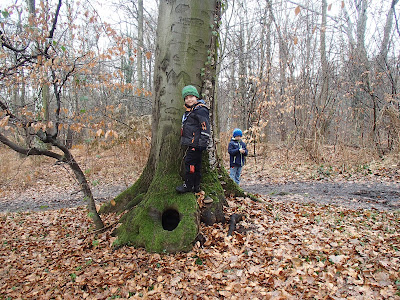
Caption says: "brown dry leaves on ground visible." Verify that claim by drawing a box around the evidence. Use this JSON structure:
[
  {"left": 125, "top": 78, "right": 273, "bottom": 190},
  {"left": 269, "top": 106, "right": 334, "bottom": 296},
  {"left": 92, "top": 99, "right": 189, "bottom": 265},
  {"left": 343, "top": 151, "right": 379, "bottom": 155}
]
[
  {"left": 1, "top": 141, "right": 400, "bottom": 299},
  {"left": 1, "top": 196, "right": 399, "bottom": 299}
]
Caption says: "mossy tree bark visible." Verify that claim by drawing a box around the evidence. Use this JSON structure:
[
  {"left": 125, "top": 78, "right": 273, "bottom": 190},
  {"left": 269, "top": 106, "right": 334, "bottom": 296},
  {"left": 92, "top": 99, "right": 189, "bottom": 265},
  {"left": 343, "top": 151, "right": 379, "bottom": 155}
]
[{"left": 100, "top": 0, "right": 242, "bottom": 253}]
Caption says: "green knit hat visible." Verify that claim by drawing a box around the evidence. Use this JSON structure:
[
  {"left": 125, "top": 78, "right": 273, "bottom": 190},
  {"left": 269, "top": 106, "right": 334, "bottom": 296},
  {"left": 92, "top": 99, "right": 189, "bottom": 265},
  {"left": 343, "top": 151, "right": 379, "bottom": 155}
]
[{"left": 182, "top": 85, "right": 200, "bottom": 100}]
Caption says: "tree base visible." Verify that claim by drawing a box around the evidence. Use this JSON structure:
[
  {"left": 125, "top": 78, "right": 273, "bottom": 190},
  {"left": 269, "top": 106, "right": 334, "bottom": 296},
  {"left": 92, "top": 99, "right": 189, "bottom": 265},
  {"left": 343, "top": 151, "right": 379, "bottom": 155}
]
[
  {"left": 112, "top": 175, "right": 200, "bottom": 253},
  {"left": 101, "top": 160, "right": 245, "bottom": 253}
]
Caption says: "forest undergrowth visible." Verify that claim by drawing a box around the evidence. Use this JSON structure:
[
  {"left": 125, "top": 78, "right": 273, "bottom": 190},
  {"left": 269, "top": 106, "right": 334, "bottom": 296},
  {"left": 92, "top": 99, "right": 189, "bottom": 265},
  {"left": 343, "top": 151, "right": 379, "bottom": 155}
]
[
  {"left": 0, "top": 138, "right": 400, "bottom": 299},
  {"left": 1, "top": 136, "right": 400, "bottom": 196}
]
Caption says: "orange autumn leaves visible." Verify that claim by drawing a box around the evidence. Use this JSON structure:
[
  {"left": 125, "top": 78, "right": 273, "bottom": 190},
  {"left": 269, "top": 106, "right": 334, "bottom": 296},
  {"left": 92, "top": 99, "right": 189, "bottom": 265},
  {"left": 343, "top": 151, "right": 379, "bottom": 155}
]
[{"left": 1, "top": 195, "right": 399, "bottom": 299}]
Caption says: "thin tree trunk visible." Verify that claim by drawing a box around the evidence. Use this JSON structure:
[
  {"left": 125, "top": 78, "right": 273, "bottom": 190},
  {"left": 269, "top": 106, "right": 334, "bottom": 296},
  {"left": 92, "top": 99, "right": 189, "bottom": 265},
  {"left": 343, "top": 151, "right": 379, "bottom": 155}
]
[
  {"left": 319, "top": 0, "right": 328, "bottom": 111},
  {"left": 238, "top": 21, "right": 247, "bottom": 129},
  {"left": 137, "top": 0, "right": 144, "bottom": 93},
  {"left": 61, "top": 145, "right": 104, "bottom": 229},
  {"left": 27, "top": 0, "right": 35, "bottom": 15},
  {"left": 42, "top": 84, "right": 50, "bottom": 121},
  {"left": 378, "top": 0, "right": 398, "bottom": 62},
  {"left": 268, "top": 0, "right": 287, "bottom": 141},
  {"left": 227, "top": 59, "right": 235, "bottom": 131}
]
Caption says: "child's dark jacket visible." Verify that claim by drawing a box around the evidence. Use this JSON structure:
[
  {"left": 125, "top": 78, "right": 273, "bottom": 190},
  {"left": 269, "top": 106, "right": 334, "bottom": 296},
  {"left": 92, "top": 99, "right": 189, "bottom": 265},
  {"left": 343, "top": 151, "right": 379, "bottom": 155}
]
[
  {"left": 181, "top": 100, "right": 210, "bottom": 149},
  {"left": 228, "top": 138, "right": 248, "bottom": 167}
]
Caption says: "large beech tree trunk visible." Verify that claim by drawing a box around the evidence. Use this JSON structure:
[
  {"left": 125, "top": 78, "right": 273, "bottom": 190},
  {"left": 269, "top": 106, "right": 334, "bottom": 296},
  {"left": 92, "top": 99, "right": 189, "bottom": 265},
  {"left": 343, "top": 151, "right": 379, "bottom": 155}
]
[{"left": 100, "top": 0, "right": 240, "bottom": 253}]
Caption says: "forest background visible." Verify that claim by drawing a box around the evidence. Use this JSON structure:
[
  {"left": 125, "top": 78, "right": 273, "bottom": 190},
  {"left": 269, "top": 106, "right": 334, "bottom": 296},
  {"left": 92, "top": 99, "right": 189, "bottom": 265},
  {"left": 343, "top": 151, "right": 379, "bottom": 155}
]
[
  {"left": 1, "top": 0, "right": 399, "bottom": 161},
  {"left": 0, "top": 0, "right": 400, "bottom": 298}
]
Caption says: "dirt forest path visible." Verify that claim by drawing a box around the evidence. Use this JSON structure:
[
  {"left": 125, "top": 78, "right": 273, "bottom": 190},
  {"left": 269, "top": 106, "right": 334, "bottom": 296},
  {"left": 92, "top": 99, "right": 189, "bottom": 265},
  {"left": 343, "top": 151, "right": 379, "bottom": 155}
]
[
  {"left": 243, "top": 180, "right": 400, "bottom": 211},
  {"left": 1, "top": 178, "right": 399, "bottom": 213},
  {"left": 2, "top": 141, "right": 400, "bottom": 213},
  {"left": 0, "top": 184, "right": 127, "bottom": 213}
]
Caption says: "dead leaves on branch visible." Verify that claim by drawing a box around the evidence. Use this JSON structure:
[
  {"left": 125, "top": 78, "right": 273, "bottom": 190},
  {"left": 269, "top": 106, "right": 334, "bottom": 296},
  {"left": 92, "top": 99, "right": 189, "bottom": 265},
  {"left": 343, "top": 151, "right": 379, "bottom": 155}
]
[{"left": 1, "top": 197, "right": 399, "bottom": 299}]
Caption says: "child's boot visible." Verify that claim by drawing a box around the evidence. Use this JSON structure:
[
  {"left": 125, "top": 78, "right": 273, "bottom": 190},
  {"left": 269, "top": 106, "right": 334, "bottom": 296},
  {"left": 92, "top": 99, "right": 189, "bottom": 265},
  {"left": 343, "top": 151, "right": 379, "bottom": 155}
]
[{"left": 176, "top": 182, "right": 194, "bottom": 193}]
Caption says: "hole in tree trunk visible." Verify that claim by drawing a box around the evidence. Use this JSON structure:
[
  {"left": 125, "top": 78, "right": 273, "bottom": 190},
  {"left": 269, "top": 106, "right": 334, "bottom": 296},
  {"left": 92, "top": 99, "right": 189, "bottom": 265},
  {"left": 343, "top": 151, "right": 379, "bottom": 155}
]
[{"left": 162, "top": 209, "right": 181, "bottom": 231}]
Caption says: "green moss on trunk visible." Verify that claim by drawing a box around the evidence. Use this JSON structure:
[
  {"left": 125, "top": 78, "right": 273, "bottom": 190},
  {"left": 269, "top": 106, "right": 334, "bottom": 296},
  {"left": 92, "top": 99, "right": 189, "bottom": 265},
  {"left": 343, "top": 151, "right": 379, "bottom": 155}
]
[{"left": 113, "top": 174, "right": 199, "bottom": 253}]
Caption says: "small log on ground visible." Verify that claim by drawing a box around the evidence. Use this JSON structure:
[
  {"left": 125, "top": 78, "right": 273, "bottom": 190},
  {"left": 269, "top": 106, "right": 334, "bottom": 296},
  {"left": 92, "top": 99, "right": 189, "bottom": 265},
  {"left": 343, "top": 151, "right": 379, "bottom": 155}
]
[{"left": 227, "top": 213, "right": 244, "bottom": 236}]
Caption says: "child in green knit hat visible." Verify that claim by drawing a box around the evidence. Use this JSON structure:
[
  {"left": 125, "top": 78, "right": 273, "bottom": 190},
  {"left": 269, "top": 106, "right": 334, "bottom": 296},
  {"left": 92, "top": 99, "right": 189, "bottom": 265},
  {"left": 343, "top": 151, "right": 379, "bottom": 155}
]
[
  {"left": 176, "top": 85, "right": 210, "bottom": 193},
  {"left": 182, "top": 85, "right": 200, "bottom": 99}
]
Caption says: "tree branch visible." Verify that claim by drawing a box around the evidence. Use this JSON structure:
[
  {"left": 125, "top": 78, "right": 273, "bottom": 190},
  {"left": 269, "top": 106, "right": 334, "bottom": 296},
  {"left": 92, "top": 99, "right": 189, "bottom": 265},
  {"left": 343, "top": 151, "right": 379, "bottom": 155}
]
[
  {"left": 0, "top": 29, "right": 30, "bottom": 53},
  {"left": 48, "top": 0, "right": 62, "bottom": 40},
  {"left": 286, "top": 0, "right": 340, "bottom": 23},
  {"left": 0, "top": 132, "right": 64, "bottom": 161}
]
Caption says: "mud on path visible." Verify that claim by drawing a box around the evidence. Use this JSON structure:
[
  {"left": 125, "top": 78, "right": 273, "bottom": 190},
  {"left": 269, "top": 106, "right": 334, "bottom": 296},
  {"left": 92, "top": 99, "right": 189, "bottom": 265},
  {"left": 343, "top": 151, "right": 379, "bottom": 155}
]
[
  {"left": 1, "top": 178, "right": 399, "bottom": 213},
  {"left": 242, "top": 180, "right": 400, "bottom": 211}
]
